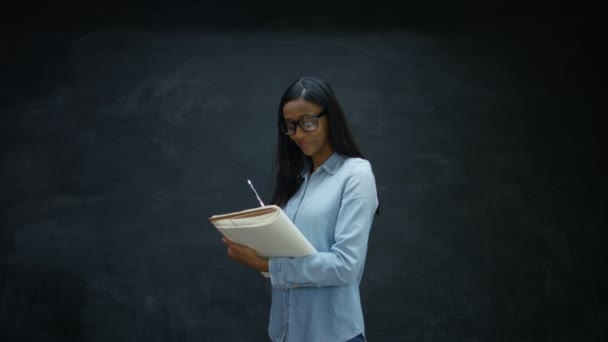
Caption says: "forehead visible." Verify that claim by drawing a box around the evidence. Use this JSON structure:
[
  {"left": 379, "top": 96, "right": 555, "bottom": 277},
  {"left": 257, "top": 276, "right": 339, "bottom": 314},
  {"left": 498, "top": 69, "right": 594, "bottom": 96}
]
[{"left": 282, "top": 98, "right": 323, "bottom": 120}]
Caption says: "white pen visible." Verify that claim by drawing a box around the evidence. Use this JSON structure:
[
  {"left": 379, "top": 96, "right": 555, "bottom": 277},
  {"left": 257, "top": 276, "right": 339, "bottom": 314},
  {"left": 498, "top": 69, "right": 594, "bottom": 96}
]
[{"left": 247, "top": 179, "right": 265, "bottom": 207}]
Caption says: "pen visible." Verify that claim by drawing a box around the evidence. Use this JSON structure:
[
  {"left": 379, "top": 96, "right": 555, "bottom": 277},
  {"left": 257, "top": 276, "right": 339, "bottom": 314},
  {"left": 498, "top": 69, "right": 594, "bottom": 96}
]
[{"left": 247, "top": 179, "right": 265, "bottom": 207}]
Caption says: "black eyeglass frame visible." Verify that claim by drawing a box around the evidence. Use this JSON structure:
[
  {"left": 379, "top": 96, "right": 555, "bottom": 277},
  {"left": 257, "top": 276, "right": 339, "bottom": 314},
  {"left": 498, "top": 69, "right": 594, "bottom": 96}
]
[{"left": 280, "top": 111, "right": 327, "bottom": 135}]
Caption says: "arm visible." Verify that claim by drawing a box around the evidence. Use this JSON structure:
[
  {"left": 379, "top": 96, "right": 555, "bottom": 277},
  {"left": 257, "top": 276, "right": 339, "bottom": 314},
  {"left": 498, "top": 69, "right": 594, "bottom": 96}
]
[{"left": 268, "top": 161, "right": 378, "bottom": 289}]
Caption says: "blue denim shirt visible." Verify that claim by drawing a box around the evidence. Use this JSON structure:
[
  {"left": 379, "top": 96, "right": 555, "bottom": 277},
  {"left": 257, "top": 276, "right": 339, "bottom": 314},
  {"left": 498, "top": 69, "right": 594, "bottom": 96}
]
[{"left": 268, "top": 153, "right": 379, "bottom": 342}]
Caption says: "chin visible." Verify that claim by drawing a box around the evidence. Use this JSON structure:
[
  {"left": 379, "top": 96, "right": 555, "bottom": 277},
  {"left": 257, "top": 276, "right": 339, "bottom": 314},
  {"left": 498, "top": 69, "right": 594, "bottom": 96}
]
[{"left": 297, "top": 146, "right": 314, "bottom": 156}]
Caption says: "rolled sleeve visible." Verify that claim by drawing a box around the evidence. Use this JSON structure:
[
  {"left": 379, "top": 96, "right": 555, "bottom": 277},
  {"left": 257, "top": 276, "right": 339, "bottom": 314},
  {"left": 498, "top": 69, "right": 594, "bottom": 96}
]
[{"left": 268, "top": 258, "right": 287, "bottom": 289}]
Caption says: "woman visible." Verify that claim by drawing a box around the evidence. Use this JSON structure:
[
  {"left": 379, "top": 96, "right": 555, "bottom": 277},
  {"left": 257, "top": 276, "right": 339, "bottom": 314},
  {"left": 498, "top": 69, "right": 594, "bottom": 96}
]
[{"left": 222, "top": 76, "right": 379, "bottom": 342}]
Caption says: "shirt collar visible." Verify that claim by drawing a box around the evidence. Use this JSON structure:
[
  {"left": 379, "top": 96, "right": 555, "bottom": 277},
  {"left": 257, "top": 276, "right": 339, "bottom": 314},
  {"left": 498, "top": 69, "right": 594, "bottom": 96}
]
[
  {"left": 302, "top": 152, "right": 345, "bottom": 177},
  {"left": 316, "top": 152, "right": 345, "bottom": 175}
]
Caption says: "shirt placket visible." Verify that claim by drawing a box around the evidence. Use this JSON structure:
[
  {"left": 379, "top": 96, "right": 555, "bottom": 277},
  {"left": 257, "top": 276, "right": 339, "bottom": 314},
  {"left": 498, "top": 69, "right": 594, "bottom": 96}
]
[
  {"left": 293, "top": 173, "right": 311, "bottom": 225},
  {"left": 285, "top": 173, "right": 312, "bottom": 342}
]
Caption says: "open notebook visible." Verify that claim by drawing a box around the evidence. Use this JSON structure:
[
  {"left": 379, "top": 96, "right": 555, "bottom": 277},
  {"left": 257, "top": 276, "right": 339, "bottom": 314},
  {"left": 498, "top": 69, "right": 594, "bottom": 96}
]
[{"left": 209, "top": 205, "right": 317, "bottom": 277}]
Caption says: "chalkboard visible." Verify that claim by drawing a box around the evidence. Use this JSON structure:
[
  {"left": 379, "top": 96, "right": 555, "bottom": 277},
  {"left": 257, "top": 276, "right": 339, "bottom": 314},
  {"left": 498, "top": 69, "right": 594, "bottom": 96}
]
[{"left": 1, "top": 3, "right": 606, "bottom": 342}]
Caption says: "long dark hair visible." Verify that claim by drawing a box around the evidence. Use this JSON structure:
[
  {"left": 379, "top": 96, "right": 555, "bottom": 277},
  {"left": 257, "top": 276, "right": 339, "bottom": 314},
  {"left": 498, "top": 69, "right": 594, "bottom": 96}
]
[{"left": 270, "top": 76, "right": 379, "bottom": 215}]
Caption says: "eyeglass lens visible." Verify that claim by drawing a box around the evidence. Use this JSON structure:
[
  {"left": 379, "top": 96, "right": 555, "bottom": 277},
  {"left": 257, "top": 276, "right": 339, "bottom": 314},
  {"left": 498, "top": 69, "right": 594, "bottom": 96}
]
[{"left": 283, "top": 117, "right": 319, "bottom": 134}]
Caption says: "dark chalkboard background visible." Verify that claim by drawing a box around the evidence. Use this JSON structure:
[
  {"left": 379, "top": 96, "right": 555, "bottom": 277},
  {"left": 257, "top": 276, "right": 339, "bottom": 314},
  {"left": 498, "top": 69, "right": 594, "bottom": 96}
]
[{"left": 1, "top": 1, "right": 606, "bottom": 341}]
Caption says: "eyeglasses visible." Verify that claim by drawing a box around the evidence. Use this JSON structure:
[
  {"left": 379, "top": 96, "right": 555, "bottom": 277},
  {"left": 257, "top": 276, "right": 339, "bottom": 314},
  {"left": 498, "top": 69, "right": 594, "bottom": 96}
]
[{"left": 279, "top": 111, "right": 327, "bottom": 135}]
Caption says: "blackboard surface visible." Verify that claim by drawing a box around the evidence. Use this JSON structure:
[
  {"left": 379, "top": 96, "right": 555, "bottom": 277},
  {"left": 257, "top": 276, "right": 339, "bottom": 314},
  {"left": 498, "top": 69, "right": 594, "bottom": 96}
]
[{"left": 1, "top": 2, "right": 606, "bottom": 341}]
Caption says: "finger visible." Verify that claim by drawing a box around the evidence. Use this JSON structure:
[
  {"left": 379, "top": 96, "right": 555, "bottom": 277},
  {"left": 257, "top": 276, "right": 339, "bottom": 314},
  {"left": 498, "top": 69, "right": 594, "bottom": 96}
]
[
  {"left": 222, "top": 237, "right": 239, "bottom": 248},
  {"left": 225, "top": 240, "right": 249, "bottom": 252},
  {"left": 223, "top": 239, "right": 236, "bottom": 250},
  {"left": 223, "top": 239, "right": 242, "bottom": 253},
  {"left": 227, "top": 248, "right": 243, "bottom": 261}
]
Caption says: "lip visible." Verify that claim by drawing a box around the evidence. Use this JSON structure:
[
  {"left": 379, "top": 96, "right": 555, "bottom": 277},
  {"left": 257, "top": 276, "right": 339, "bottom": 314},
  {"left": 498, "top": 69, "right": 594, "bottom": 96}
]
[{"left": 297, "top": 141, "right": 312, "bottom": 147}]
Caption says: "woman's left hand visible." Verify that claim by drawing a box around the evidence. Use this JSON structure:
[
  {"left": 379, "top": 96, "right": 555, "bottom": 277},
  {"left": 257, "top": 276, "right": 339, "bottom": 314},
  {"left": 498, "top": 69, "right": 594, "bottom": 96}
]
[{"left": 222, "top": 237, "right": 269, "bottom": 273}]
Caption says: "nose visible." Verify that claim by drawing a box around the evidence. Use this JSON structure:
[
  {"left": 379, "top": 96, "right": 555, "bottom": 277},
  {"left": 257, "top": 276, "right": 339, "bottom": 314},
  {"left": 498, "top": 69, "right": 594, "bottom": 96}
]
[{"left": 293, "top": 125, "right": 308, "bottom": 139}]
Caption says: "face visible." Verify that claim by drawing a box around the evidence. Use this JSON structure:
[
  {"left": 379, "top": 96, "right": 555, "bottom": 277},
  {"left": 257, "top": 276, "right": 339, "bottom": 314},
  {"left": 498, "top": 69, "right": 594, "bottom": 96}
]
[{"left": 282, "top": 98, "right": 333, "bottom": 160}]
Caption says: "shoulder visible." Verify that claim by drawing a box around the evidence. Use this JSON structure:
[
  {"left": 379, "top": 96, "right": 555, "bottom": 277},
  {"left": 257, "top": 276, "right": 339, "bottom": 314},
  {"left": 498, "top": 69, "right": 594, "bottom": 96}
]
[
  {"left": 338, "top": 157, "right": 378, "bottom": 199},
  {"left": 340, "top": 157, "right": 375, "bottom": 175},
  {"left": 337, "top": 157, "right": 376, "bottom": 188}
]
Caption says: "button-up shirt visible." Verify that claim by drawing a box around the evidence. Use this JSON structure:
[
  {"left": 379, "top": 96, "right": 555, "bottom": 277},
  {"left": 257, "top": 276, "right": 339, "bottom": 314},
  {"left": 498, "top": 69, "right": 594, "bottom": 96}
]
[{"left": 268, "top": 152, "right": 379, "bottom": 342}]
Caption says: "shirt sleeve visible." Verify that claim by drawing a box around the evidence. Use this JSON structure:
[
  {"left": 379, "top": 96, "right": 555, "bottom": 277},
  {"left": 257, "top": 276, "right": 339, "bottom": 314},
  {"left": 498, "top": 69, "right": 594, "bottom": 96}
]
[{"left": 268, "top": 160, "right": 378, "bottom": 288}]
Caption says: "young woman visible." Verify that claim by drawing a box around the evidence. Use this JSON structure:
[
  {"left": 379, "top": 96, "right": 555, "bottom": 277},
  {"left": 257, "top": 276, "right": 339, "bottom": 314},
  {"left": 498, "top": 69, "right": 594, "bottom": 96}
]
[{"left": 222, "top": 76, "right": 379, "bottom": 342}]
